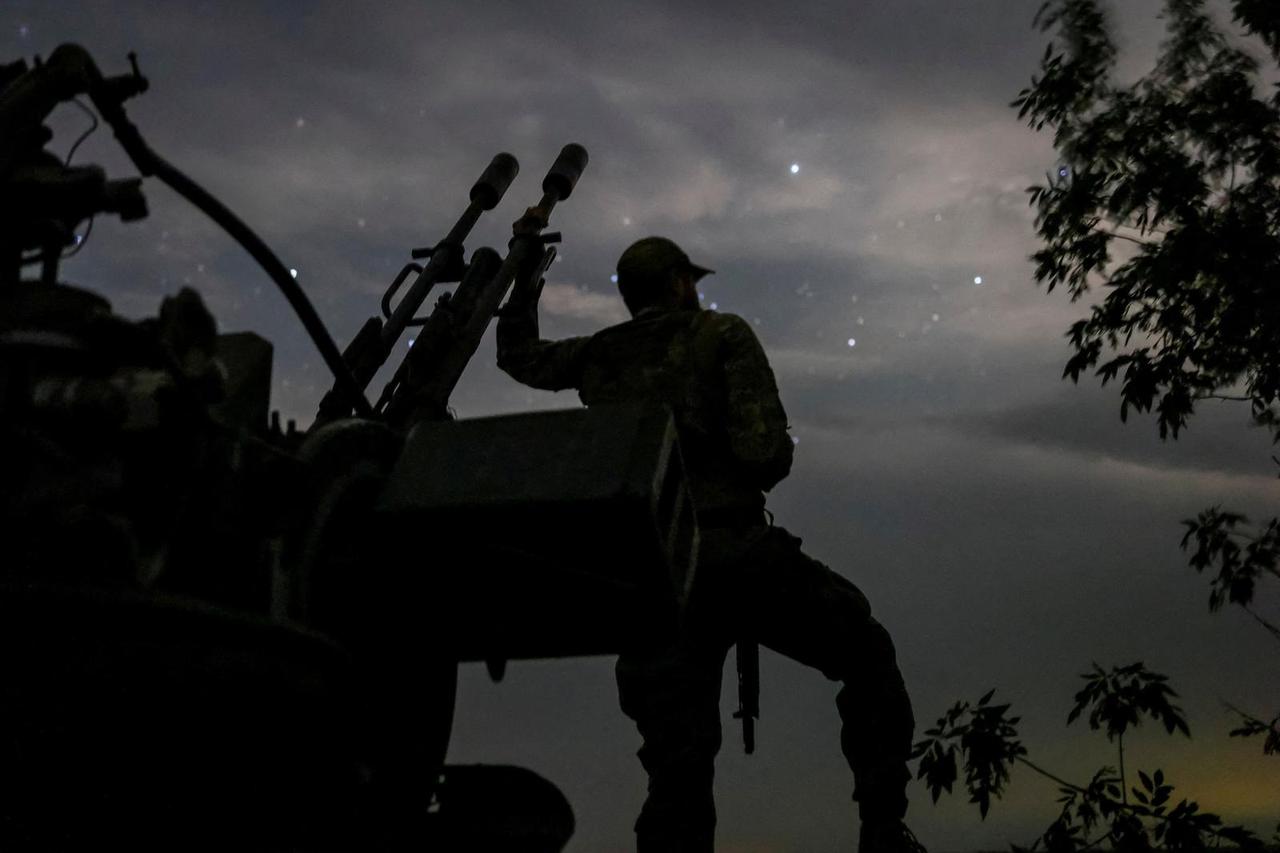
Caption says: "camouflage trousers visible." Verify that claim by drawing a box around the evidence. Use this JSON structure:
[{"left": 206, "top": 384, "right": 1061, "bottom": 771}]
[{"left": 615, "top": 523, "right": 915, "bottom": 853}]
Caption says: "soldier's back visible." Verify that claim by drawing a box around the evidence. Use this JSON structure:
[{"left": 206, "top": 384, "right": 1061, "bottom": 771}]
[
  {"left": 579, "top": 308, "right": 721, "bottom": 440},
  {"left": 578, "top": 308, "right": 786, "bottom": 515}
]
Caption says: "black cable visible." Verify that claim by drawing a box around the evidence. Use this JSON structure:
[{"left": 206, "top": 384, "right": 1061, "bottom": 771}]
[
  {"left": 54, "top": 98, "right": 102, "bottom": 259},
  {"left": 64, "top": 97, "right": 99, "bottom": 166},
  {"left": 89, "top": 77, "right": 373, "bottom": 417},
  {"left": 148, "top": 155, "right": 373, "bottom": 417}
]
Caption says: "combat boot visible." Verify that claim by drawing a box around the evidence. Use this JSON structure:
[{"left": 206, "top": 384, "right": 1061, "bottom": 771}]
[{"left": 859, "top": 819, "right": 928, "bottom": 853}]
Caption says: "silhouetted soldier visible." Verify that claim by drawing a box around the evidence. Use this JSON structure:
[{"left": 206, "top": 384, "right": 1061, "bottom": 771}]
[{"left": 496, "top": 210, "right": 925, "bottom": 853}]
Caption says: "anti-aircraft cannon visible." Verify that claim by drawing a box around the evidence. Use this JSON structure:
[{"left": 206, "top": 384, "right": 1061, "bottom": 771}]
[{"left": 0, "top": 45, "right": 697, "bottom": 850}]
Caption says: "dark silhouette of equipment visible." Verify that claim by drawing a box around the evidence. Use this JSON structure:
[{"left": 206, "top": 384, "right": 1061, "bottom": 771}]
[
  {"left": 0, "top": 43, "right": 692, "bottom": 851},
  {"left": 377, "top": 404, "right": 699, "bottom": 661}
]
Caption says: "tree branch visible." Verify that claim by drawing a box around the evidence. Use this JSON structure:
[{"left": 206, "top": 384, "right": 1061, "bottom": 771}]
[
  {"left": 1015, "top": 755, "right": 1088, "bottom": 793},
  {"left": 1117, "top": 732, "right": 1127, "bottom": 806},
  {"left": 1245, "top": 606, "right": 1280, "bottom": 643},
  {"left": 1222, "top": 700, "right": 1273, "bottom": 725},
  {"left": 1092, "top": 224, "right": 1157, "bottom": 246},
  {"left": 1080, "top": 831, "right": 1110, "bottom": 851}
]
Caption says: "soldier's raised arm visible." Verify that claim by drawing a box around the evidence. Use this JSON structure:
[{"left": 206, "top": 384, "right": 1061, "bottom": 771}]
[
  {"left": 494, "top": 204, "right": 591, "bottom": 391},
  {"left": 717, "top": 313, "right": 793, "bottom": 491},
  {"left": 495, "top": 304, "right": 590, "bottom": 392}
]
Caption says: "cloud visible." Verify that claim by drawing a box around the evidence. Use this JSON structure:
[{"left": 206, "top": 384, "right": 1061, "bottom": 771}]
[
  {"left": 769, "top": 346, "right": 887, "bottom": 382},
  {"left": 945, "top": 386, "right": 1277, "bottom": 480},
  {"left": 626, "top": 153, "right": 736, "bottom": 224},
  {"left": 743, "top": 172, "right": 847, "bottom": 216},
  {"left": 538, "top": 283, "right": 629, "bottom": 325}
]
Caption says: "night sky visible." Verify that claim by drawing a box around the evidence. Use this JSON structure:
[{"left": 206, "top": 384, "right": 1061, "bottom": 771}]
[{"left": 5, "top": 2, "right": 1278, "bottom": 850}]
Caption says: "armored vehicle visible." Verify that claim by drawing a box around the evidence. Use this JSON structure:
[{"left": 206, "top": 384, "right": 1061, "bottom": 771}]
[{"left": 1, "top": 45, "right": 697, "bottom": 850}]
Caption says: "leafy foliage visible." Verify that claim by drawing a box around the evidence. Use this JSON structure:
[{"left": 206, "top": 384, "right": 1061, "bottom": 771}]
[
  {"left": 1067, "top": 662, "right": 1190, "bottom": 740},
  {"left": 1181, "top": 508, "right": 1280, "bottom": 634},
  {"left": 1231, "top": 0, "right": 1280, "bottom": 61},
  {"left": 911, "top": 689, "right": 1026, "bottom": 818},
  {"left": 1226, "top": 705, "right": 1280, "bottom": 756},
  {"left": 961, "top": 4, "right": 1280, "bottom": 842},
  {"left": 1014, "top": 0, "right": 1280, "bottom": 443},
  {"left": 919, "top": 675, "right": 1263, "bottom": 851},
  {"left": 1016, "top": 0, "right": 1280, "bottom": 759}
]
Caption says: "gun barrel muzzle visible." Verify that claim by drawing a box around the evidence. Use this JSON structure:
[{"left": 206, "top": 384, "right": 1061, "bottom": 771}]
[
  {"left": 541, "top": 143, "right": 588, "bottom": 201},
  {"left": 470, "top": 152, "right": 520, "bottom": 211}
]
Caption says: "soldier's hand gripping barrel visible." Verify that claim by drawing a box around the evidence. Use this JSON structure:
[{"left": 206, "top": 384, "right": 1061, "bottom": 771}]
[{"left": 496, "top": 144, "right": 589, "bottom": 317}]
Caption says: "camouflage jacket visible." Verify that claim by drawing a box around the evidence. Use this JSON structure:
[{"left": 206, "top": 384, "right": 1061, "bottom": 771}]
[{"left": 496, "top": 304, "right": 793, "bottom": 514}]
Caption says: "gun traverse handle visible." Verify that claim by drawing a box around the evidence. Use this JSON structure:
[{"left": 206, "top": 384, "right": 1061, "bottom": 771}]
[{"left": 733, "top": 638, "right": 759, "bottom": 755}]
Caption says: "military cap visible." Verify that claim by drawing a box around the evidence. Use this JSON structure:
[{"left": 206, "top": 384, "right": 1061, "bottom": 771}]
[{"left": 616, "top": 236, "right": 714, "bottom": 288}]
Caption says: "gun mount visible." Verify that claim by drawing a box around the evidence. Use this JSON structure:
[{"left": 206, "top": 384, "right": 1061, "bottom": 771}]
[{"left": 0, "top": 45, "right": 696, "bottom": 850}]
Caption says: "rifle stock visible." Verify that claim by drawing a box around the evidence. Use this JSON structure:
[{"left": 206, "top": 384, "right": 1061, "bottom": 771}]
[{"left": 734, "top": 638, "right": 760, "bottom": 754}]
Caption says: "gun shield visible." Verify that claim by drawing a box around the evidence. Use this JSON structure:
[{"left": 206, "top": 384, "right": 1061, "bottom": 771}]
[
  {"left": 470, "top": 152, "right": 519, "bottom": 211},
  {"left": 541, "top": 143, "right": 588, "bottom": 201}
]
